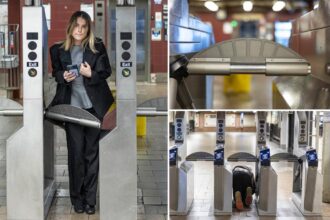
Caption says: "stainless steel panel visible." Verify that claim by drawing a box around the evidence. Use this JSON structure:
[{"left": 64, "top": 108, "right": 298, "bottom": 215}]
[
  {"left": 7, "top": 7, "right": 55, "bottom": 220},
  {"left": 7, "top": 100, "right": 44, "bottom": 219},
  {"left": 109, "top": 0, "right": 149, "bottom": 81},
  {"left": 214, "top": 165, "right": 232, "bottom": 215},
  {"left": 99, "top": 100, "right": 137, "bottom": 220},
  {"left": 95, "top": 0, "right": 105, "bottom": 41},
  {"left": 257, "top": 167, "right": 277, "bottom": 216},
  {"left": 275, "top": 0, "right": 330, "bottom": 109},
  {"left": 99, "top": 6, "right": 137, "bottom": 220},
  {"left": 170, "top": 166, "right": 179, "bottom": 210}
]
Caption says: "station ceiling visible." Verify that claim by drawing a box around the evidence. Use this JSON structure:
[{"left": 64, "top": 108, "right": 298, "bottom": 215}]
[{"left": 188, "top": 0, "right": 315, "bottom": 14}]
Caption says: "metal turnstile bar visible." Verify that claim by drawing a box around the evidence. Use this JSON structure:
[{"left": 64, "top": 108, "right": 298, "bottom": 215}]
[
  {"left": 187, "top": 58, "right": 311, "bottom": 76},
  {"left": 1, "top": 108, "right": 166, "bottom": 127},
  {"left": 136, "top": 107, "right": 167, "bottom": 116},
  {"left": 45, "top": 111, "right": 101, "bottom": 129},
  {"left": 0, "top": 109, "right": 23, "bottom": 116}
]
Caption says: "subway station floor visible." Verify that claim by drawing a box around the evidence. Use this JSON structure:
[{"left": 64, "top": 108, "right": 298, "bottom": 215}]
[
  {"left": 0, "top": 82, "right": 167, "bottom": 220},
  {"left": 170, "top": 131, "right": 330, "bottom": 220}
]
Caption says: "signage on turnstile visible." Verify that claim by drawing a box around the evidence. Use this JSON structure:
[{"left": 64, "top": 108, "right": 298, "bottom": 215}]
[
  {"left": 260, "top": 148, "right": 270, "bottom": 166},
  {"left": 169, "top": 147, "right": 178, "bottom": 166},
  {"left": 214, "top": 148, "right": 224, "bottom": 166},
  {"left": 26, "top": 32, "right": 39, "bottom": 77},
  {"left": 216, "top": 119, "right": 225, "bottom": 143},
  {"left": 258, "top": 120, "right": 266, "bottom": 144},
  {"left": 120, "top": 32, "right": 133, "bottom": 78},
  {"left": 299, "top": 121, "right": 307, "bottom": 145},
  {"left": 121, "top": 62, "right": 132, "bottom": 67},
  {"left": 306, "top": 149, "right": 318, "bottom": 167},
  {"left": 175, "top": 118, "right": 184, "bottom": 143}
]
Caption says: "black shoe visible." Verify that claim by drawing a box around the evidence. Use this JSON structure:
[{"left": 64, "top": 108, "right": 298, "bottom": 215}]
[
  {"left": 73, "top": 204, "right": 84, "bottom": 214},
  {"left": 85, "top": 204, "right": 95, "bottom": 215}
]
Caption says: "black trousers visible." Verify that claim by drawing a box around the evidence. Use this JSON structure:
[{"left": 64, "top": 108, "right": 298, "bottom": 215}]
[{"left": 65, "top": 108, "right": 101, "bottom": 206}]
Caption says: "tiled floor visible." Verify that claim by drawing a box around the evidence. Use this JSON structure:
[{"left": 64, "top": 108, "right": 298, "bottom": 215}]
[
  {"left": 170, "top": 131, "right": 330, "bottom": 220},
  {"left": 0, "top": 82, "right": 168, "bottom": 220}
]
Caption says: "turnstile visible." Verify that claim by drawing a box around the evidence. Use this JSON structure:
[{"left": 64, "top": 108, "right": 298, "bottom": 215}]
[
  {"left": 5, "top": 4, "right": 56, "bottom": 219},
  {"left": 256, "top": 147, "right": 277, "bottom": 216},
  {"left": 170, "top": 38, "right": 311, "bottom": 109},
  {"left": 214, "top": 112, "right": 232, "bottom": 215},
  {"left": 170, "top": 111, "right": 194, "bottom": 215},
  {"left": 99, "top": 2, "right": 137, "bottom": 220},
  {"left": 1, "top": 1, "right": 166, "bottom": 220},
  {"left": 292, "top": 112, "right": 323, "bottom": 216},
  {"left": 255, "top": 112, "right": 277, "bottom": 216}
]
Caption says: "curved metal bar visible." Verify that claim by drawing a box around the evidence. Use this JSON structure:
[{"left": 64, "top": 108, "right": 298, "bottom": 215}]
[
  {"left": 227, "top": 152, "right": 258, "bottom": 162},
  {"left": 187, "top": 38, "right": 311, "bottom": 76},
  {"left": 45, "top": 111, "right": 101, "bottom": 129},
  {"left": 186, "top": 151, "right": 213, "bottom": 161}
]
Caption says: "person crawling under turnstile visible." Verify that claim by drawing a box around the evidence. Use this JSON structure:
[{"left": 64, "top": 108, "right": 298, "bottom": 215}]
[{"left": 232, "top": 166, "right": 256, "bottom": 210}]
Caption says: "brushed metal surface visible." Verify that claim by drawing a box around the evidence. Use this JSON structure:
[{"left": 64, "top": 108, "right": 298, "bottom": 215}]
[
  {"left": 99, "top": 6, "right": 137, "bottom": 220},
  {"left": 274, "top": 0, "right": 330, "bottom": 109},
  {"left": 7, "top": 7, "right": 55, "bottom": 220}
]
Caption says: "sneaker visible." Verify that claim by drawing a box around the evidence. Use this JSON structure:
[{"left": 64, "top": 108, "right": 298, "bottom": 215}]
[
  {"left": 235, "top": 191, "right": 244, "bottom": 210},
  {"left": 245, "top": 186, "right": 253, "bottom": 207}
]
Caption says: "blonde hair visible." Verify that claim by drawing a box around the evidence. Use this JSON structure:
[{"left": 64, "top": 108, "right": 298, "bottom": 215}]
[{"left": 62, "top": 11, "right": 98, "bottom": 53}]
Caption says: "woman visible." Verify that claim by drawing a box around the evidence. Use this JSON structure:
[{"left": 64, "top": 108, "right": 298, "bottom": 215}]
[{"left": 49, "top": 11, "right": 114, "bottom": 214}]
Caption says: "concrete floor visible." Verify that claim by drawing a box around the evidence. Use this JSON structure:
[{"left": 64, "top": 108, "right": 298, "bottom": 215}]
[
  {"left": 170, "top": 131, "right": 330, "bottom": 220},
  {"left": 0, "top": 82, "right": 168, "bottom": 220}
]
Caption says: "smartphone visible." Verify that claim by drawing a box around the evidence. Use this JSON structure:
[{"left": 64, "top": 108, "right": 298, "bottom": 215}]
[{"left": 67, "top": 64, "right": 80, "bottom": 77}]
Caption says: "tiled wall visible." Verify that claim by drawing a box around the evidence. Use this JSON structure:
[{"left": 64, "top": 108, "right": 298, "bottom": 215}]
[
  {"left": 9, "top": 0, "right": 168, "bottom": 81},
  {"left": 150, "top": 1, "right": 167, "bottom": 74}
]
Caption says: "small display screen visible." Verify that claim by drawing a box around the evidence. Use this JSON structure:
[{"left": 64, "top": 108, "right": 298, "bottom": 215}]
[
  {"left": 27, "top": 32, "right": 38, "bottom": 40},
  {"left": 169, "top": 147, "right": 178, "bottom": 166},
  {"left": 214, "top": 148, "right": 224, "bottom": 166},
  {"left": 120, "top": 32, "right": 132, "bottom": 40},
  {"left": 260, "top": 148, "right": 270, "bottom": 166}
]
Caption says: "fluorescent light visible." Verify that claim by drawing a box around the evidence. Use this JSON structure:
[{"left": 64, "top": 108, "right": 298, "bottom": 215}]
[
  {"left": 272, "top": 1, "right": 286, "bottom": 12},
  {"left": 314, "top": 3, "right": 319, "bottom": 9},
  {"left": 243, "top": 1, "right": 253, "bottom": 12},
  {"left": 204, "top": 1, "right": 219, "bottom": 12}
]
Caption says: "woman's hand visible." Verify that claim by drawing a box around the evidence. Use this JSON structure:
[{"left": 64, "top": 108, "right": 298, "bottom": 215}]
[
  {"left": 63, "top": 71, "right": 76, "bottom": 82},
  {"left": 80, "top": 62, "right": 92, "bottom": 78}
]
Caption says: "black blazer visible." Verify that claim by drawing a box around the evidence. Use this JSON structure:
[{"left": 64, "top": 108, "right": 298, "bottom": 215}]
[{"left": 49, "top": 38, "right": 114, "bottom": 118}]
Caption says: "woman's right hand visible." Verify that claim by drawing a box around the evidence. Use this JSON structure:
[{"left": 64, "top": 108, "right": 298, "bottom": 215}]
[{"left": 63, "top": 71, "right": 76, "bottom": 82}]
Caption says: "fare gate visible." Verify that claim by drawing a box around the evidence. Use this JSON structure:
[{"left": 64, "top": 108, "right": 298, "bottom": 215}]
[{"left": 0, "top": 1, "right": 166, "bottom": 219}]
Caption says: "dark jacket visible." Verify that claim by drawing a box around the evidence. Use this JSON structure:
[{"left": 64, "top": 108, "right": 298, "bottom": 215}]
[{"left": 49, "top": 39, "right": 114, "bottom": 118}]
